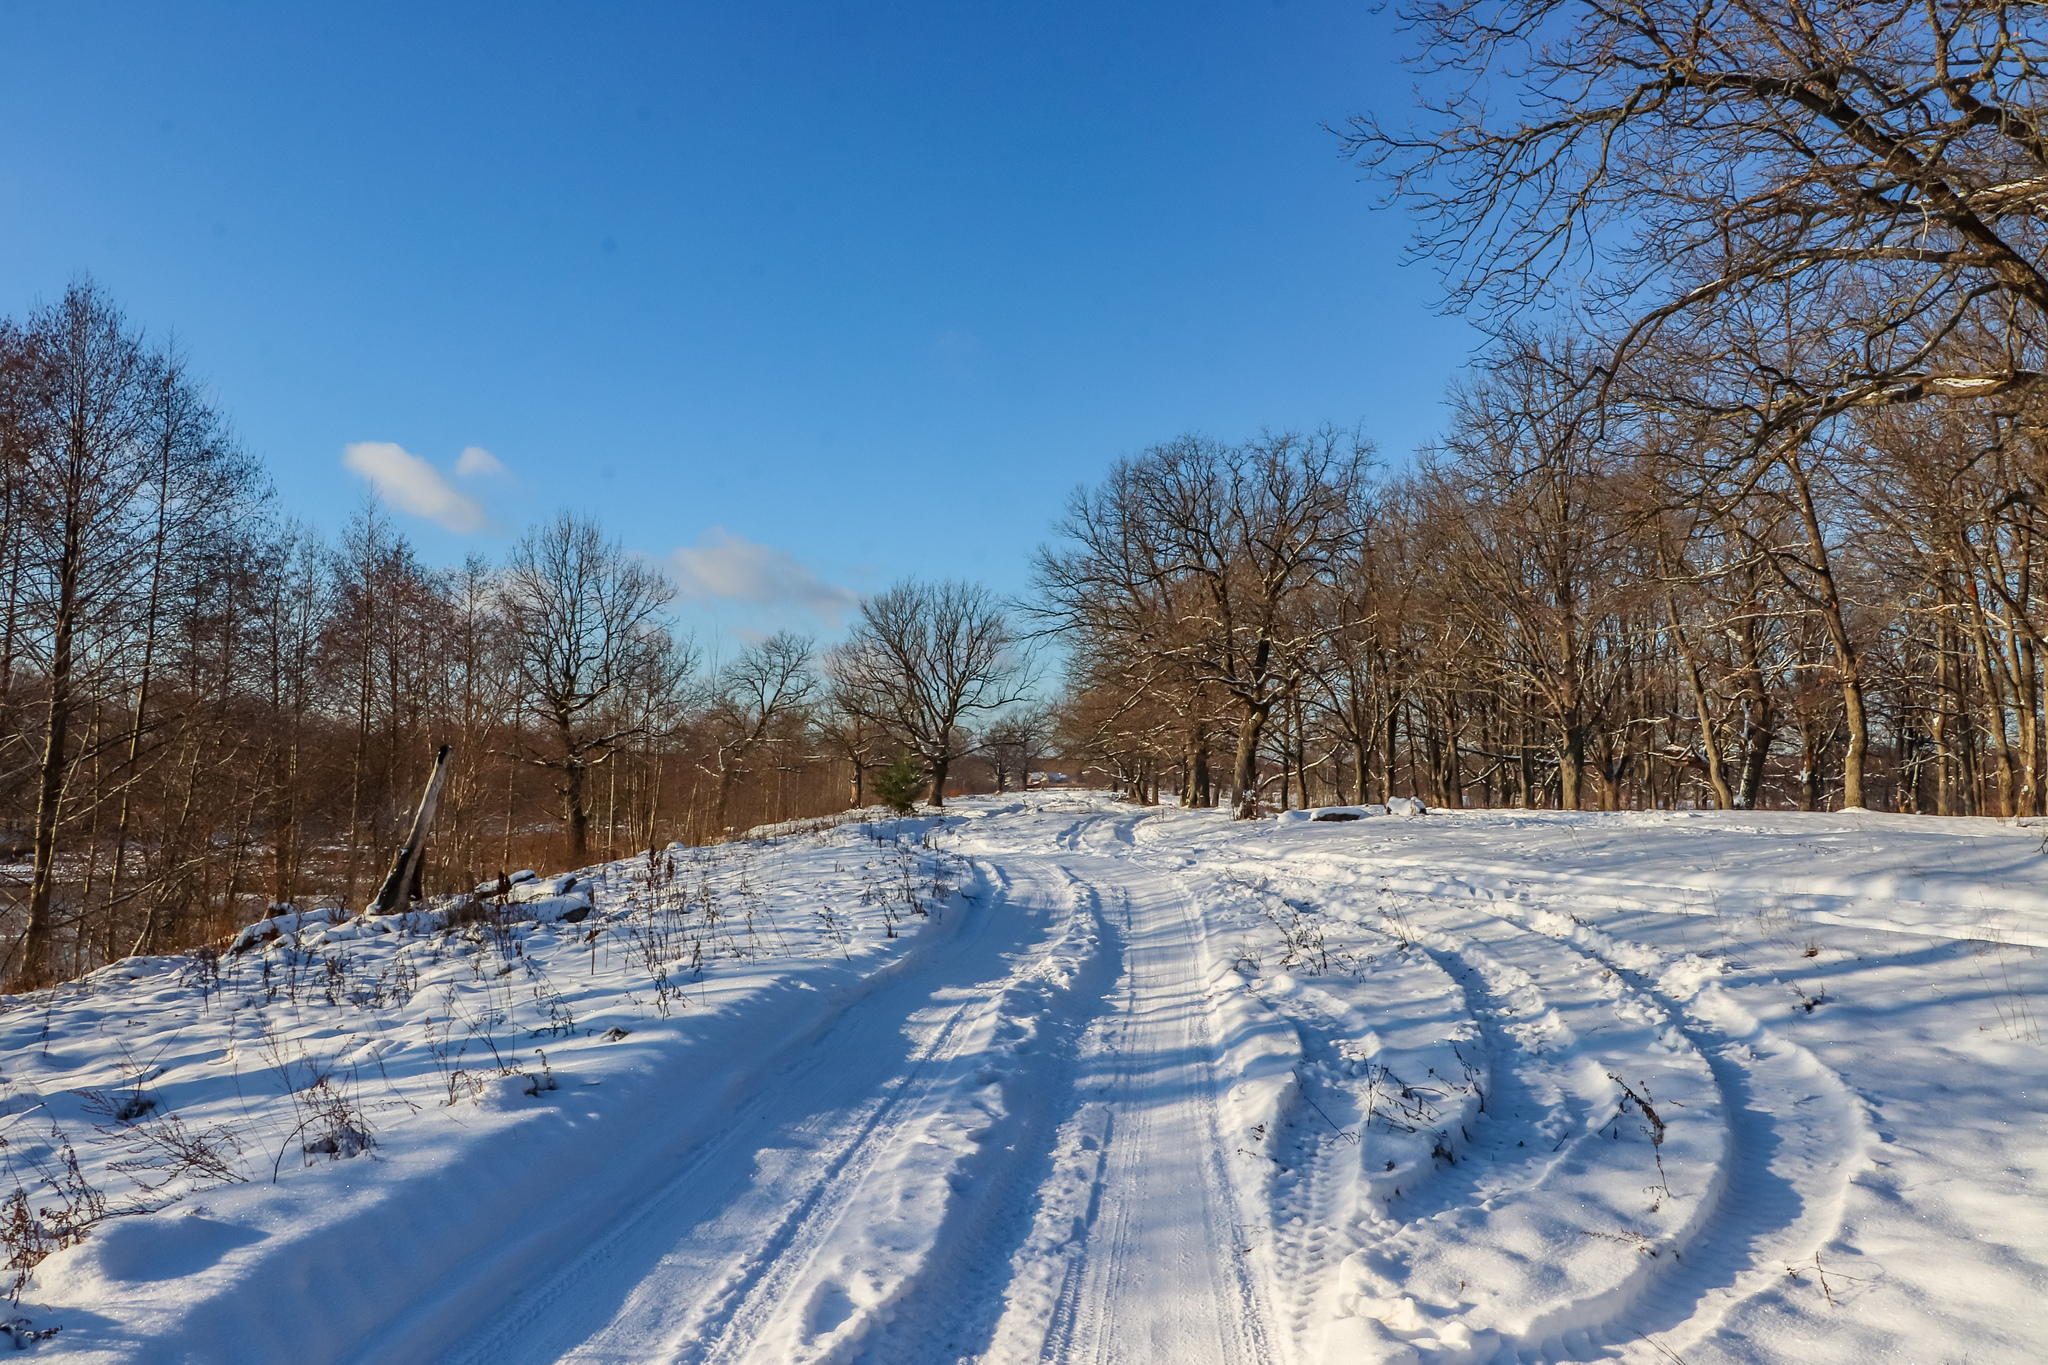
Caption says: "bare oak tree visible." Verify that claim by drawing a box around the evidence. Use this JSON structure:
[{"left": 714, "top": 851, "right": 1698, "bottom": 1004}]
[
  {"left": 1036, "top": 430, "right": 1372, "bottom": 817},
  {"left": 500, "top": 513, "right": 691, "bottom": 864},
  {"left": 828, "top": 580, "right": 1025, "bottom": 808},
  {"left": 1349, "top": 0, "right": 2048, "bottom": 421},
  {"left": 982, "top": 703, "right": 1055, "bottom": 793},
  {"left": 702, "top": 631, "right": 818, "bottom": 834},
  {"left": 1424, "top": 336, "right": 1641, "bottom": 810}
]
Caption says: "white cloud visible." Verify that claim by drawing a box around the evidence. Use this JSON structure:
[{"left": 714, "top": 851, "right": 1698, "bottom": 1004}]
[
  {"left": 342, "top": 442, "right": 491, "bottom": 533},
  {"left": 454, "top": 445, "right": 506, "bottom": 478},
  {"left": 665, "top": 528, "right": 860, "bottom": 626}
]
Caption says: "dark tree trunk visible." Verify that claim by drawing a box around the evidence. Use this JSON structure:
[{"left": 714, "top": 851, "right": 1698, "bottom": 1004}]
[
  {"left": 1384, "top": 704, "right": 1400, "bottom": 800},
  {"left": 20, "top": 544, "right": 79, "bottom": 988},
  {"left": 564, "top": 756, "right": 590, "bottom": 861},
  {"left": 1559, "top": 721, "right": 1588, "bottom": 811},
  {"left": 1233, "top": 703, "right": 1272, "bottom": 819}
]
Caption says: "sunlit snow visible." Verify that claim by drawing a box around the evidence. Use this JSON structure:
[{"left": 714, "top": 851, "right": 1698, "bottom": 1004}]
[{"left": 3, "top": 796, "right": 2042, "bottom": 1363}]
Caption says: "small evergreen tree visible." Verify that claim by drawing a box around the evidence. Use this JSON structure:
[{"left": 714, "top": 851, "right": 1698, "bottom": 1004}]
[{"left": 873, "top": 751, "right": 926, "bottom": 814}]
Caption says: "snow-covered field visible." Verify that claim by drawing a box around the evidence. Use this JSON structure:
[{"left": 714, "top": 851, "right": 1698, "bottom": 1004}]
[{"left": 2, "top": 795, "right": 2043, "bottom": 1363}]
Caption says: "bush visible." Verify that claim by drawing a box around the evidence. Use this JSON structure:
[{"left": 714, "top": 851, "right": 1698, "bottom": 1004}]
[{"left": 873, "top": 752, "right": 926, "bottom": 815}]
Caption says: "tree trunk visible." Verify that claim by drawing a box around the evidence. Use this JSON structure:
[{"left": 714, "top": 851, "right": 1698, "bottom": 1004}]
[
  {"left": 1666, "top": 593, "right": 1734, "bottom": 810},
  {"left": 714, "top": 763, "right": 737, "bottom": 834},
  {"left": 1784, "top": 463, "right": 1866, "bottom": 809},
  {"left": 1933, "top": 614, "right": 1957, "bottom": 817},
  {"left": 2016, "top": 634, "right": 2041, "bottom": 818},
  {"left": 1962, "top": 594, "right": 2019, "bottom": 817},
  {"left": 343, "top": 660, "right": 371, "bottom": 907},
  {"left": 1233, "top": 702, "right": 1272, "bottom": 819},
  {"left": 564, "top": 757, "right": 590, "bottom": 862},
  {"left": 19, "top": 545, "right": 79, "bottom": 988},
  {"left": 1559, "top": 722, "right": 1587, "bottom": 811},
  {"left": 372, "top": 744, "right": 452, "bottom": 914},
  {"left": 928, "top": 755, "right": 949, "bottom": 808},
  {"left": 1839, "top": 673, "right": 1870, "bottom": 810},
  {"left": 272, "top": 727, "right": 299, "bottom": 905},
  {"left": 1384, "top": 704, "right": 1400, "bottom": 801},
  {"left": 1737, "top": 693, "right": 1774, "bottom": 809},
  {"left": 1186, "top": 725, "right": 1211, "bottom": 807},
  {"left": 1799, "top": 722, "right": 1824, "bottom": 812}
]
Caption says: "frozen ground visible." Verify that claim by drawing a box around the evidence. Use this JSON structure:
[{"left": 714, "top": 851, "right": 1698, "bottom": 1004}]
[{"left": 2, "top": 795, "right": 2043, "bottom": 1363}]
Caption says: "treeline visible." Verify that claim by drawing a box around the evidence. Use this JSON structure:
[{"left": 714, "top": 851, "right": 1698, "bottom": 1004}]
[
  {"left": 1, "top": 284, "right": 1032, "bottom": 988},
  {"left": 1038, "top": 398, "right": 2042, "bottom": 819},
  {"left": 1039, "top": 1, "right": 2048, "bottom": 822}
]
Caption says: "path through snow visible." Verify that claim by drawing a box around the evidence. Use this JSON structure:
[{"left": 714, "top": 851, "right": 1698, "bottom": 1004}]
[{"left": 5, "top": 797, "right": 2044, "bottom": 1363}]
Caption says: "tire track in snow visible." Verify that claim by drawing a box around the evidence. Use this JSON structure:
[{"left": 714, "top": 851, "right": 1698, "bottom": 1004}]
[
  {"left": 831, "top": 870, "right": 1123, "bottom": 1364},
  {"left": 1484, "top": 906, "right": 1871, "bottom": 1362},
  {"left": 451, "top": 952, "right": 989, "bottom": 1365},
  {"left": 1287, "top": 914, "right": 1699, "bottom": 1361},
  {"left": 1044, "top": 895, "right": 1152, "bottom": 1365},
  {"left": 1184, "top": 855, "right": 1732, "bottom": 1359},
  {"left": 425, "top": 856, "right": 1090, "bottom": 1365},
  {"left": 1256, "top": 982, "right": 1375, "bottom": 1355},
  {"left": 1189, "top": 837, "right": 1869, "bottom": 1362},
  {"left": 1402, "top": 912, "right": 1732, "bottom": 1358},
  {"left": 1338, "top": 889, "right": 1862, "bottom": 1361},
  {"left": 1195, "top": 865, "right": 1584, "bottom": 1361},
  {"left": 664, "top": 859, "right": 1113, "bottom": 1365},
  {"left": 1011, "top": 840, "right": 1281, "bottom": 1365}
]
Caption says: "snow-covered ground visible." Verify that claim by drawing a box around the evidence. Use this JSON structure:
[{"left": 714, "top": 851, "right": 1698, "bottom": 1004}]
[{"left": 2, "top": 796, "right": 2044, "bottom": 1363}]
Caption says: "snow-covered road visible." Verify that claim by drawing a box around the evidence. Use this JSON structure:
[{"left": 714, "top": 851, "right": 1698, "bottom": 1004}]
[
  {"left": 9, "top": 797, "right": 2046, "bottom": 1363},
  {"left": 420, "top": 808, "right": 1283, "bottom": 1365},
  {"left": 428, "top": 821, "right": 1123, "bottom": 1365}
]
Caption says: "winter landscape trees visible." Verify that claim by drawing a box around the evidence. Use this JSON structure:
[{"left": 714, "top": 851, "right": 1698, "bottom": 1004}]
[
  {"left": 825, "top": 580, "right": 1029, "bottom": 809},
  {"left": 1035, "top": 0, "right": 2048, "bottom": 826},
  {"left": 500, "top": 512, "right": 692, "bottom": 865},
  {"left": 10, "top": 1, "right": 2048, "bottom": 988},
  {"left": 0, "top": 289, "right": 1039, "bottom": 989},
  {"left": 5, "top": 16, "right": 2048, "bottom": 1359},
  {"left": 1036, "top": 334, "right": 2048, "bottom": 821}
]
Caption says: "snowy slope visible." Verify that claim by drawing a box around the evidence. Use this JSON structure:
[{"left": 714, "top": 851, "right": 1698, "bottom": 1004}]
[{"left": 2, "top": 797, "right": 2044, "bottom": 1364}]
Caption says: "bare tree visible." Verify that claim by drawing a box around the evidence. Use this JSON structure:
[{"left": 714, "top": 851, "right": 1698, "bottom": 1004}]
[
  {"left": 702, "top": 632, "right": 817, "bottom": 834},
  {"left": 814, "top": 692, "right": 883, "bottom": 808},
  {"left": 8, "top": 286, "right": 186, "bottom": 982},
  {"left": 982, "top": 703, "right": 1055, "bottom": 793},
  {"left": 1349, "top": 0, "right": 2048, "bottom": 422},
  {"left": 247, "top": 523, "right": 327, "bottom": 906},
  {"left": 499, "top": 513, "right": 691, "bottom": 863},
  {"left": 1423, "top": 335, "right": 1641, "bottom": 810},
  {"left": 1306, "top": 494, "right": 1417, "bottom": 805},
  {"left": 828, "top": 580, "right": 1026, "bottom": 807},
  {"left": 1036, "top": 430, "right": 1373, "bottom": 818},
  {"left": 0, "top": 288, "right": 892, "bottom": 987},
  {"left": 105, "top": 344, "right": 252, "bottom": 952}
]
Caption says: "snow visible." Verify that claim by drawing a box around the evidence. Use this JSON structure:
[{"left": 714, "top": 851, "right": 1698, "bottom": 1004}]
[{"left": 3, "top": 797, "right": 2045, "bottom": 1362}]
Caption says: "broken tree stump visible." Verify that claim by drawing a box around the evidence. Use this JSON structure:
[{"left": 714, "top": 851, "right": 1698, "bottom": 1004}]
[{"left": 370, "top": 743, "right": 453, "bottom": 915}]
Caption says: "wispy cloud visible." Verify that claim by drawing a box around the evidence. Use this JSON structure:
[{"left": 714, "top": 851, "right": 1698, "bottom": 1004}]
[
  {"left": 454, "top": 445, "right": 505, "bottom": 477},
  {"left": 342, "top": 442, "right": 492, "bottom": 533},
  {"left": 665, "top": 527, "right": 860, "bottom": 627}
]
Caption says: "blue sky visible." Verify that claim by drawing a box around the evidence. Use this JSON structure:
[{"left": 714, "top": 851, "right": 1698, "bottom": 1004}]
[{"left": 0, "top": 1, "right": 1479, "bottom": 641}]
